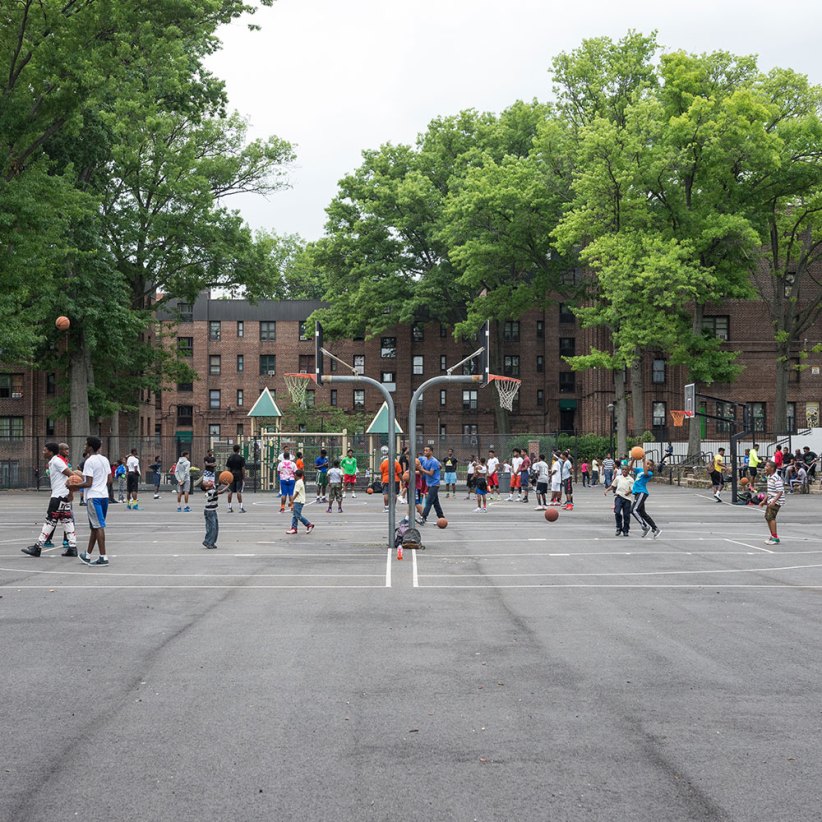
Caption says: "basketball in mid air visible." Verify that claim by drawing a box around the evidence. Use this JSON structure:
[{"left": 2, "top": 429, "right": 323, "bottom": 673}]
[
  {"left": 219, "top": 470, "right": 234, "bottom": 485},
  {"left": 630, "top": 445, "right": 645, "bottom": 461},
  {"left": 55, "top": 316, "right": 70, "bottom": 331},
  {"left": 740, "top": 476, "right": 749, "bottom": 486},
  {"left": 544, "top": 507, "right": 559, "bottom": 522}
]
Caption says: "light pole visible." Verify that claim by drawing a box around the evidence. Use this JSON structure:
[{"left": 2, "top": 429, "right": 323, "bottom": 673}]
[{"left": 607, "top": 402, "right": 615, "bottom": 456}]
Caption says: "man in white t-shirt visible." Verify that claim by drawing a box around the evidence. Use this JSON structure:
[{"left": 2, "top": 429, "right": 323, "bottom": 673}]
[
  {"left": 531, "top": 454, "right": 550, "bottom": 509},
  {"left": 126, "top": 448, "right": 141, "bottom": 510},
  {"left": 22, "top": 442, "right": 78, "bottom": 558},
  {"left": 508, "top": 450, "right": 523, "bottom": 501},
  {"left": 175, "top": 452, "right": 192, "bottom": 512},
  {"left": 78, "top": 436, "right": 112, "bottom": 566},
  {"left": 486, "top": 450, "right": 500, "bottom": 500}
]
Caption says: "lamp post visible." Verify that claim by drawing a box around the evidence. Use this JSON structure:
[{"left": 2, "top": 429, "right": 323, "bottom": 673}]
[{"left": 607, "top": 402, "right": 615, "bottom": 456}]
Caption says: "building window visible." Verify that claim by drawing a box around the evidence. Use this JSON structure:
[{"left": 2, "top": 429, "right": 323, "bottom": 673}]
[
  {"left": 260, "top": 355, "right": 276, "bottom": 376},
  {"left": 503, "top": 321, "right": 520, "bottom": 342},
  {"left": 209, "top": 390, "right": 221, "bottom": 410},
  {"left": 177, "top": 405, "right": 193, "bottom": 426},
  {"left": 237, "top": 354, "right": 244, "bottom": 373},
  {"left": 652, "top": 401, "right": 667, "bottom": 427},
  {"left": 652, "top": 358, "right": 666, "bottom": 384},
  {"left": 209, "top": 424, "right": 221, "bottom": 438},
  {"left": 236, "top": 389, "right": 244, "bottom": 407},
  {"left": 412, "top": 355, "right": 424, "bottom": 375},
  {"left": 716, "top": 401, "right": 733, "bottom": 433},
  {"left": 559, "top": 304, "right": 575, "bottom": 323},
  {"left": 299, "top": 354, "right": 315, "bottom": 374},
  {"left": 46, "top": 373, "right": 56, "bottom": 395},
  {"left": 330, "top": 389, "right": 337, "bottom": 407},
  {"left": 415, "top": 424, "right": 424, "bottom": 445},
  {"left": 537, "top": 389, "right": 544, "bottom": 407},
  {"left": 440, "top": 354, "right": 447, "bottom": 372},
  {"left": 0, "top": 374, "right": 23, "bottom": 398},
  {"left": 559, "top": 372, "right": 576, "bottom": 393},
  {"left": 536, "top": 355, "right": 544, "bottom": 373},
  {"left": 702, "top": 316, "right": 730, "bottom": 341},
  {"left": 559, "top": 337, "right": 575, "bottom": 357},
  {"left": 260, "top": 321, "right": 277, "bottom": 341},
  {"left": 353, "top": 389, "right": 365, "bottom": 409},
  {"left": 177, "top": 381, "right": 193, "bottom": 392},
  {"left": 209, "top": 355, "right": 221, "bottom": 376},
  {"left": 440, "top": 389, "right": 447, "bottom": 407},
  {"left": 439, "top": 424, "right": 447, "bottom": 438},
  {"left": 503, "top": 355, "right": 520, "bottom": 377},
  {"left": 299, "top": 321, "right": 310, "bottom": 341},
  {"left": 787, "top": 402, "right": 796, "bottom": 433},
  {"left": 237, "top": 321, "right": 244, "bottom": 338},
  {"left": 353, "top": 354, "right": 365, "bottom": 375},
  {"left": 412, "top": 324, "right": 424, "bottom": 342},
  {"left": 209, "top": 321, "right": 221, "bottom": 341},
  {"left": 381, "top": 337, "right": 397, "bottom": 358},
  {"left": 536, "top": 319, "right": 545, "bottom": 338},
  {"left": 440, "top": 323, "right": 448, "bottom": 338},
  {"left": 747, "top": 402, "right": 766, "bottom": 433},
  {"left": 177, "top": 303, "right": 194, "bottom": 322},
  {"left": 561, "top": 268, "right": 579, "bottom": 285},
  {"left": 382, "top": 372, "right": 396, "bottom": 392},
  {"left": 462, "top": 389, "right": 478, "bottom": 410},
  {"left": 0, "top": 417, "right": 24, "bottom": 439},
  {"left": 46, "top": 417, "right": 56, "bottom": 436},
  {"left": 236, "top": 424, "right": 244, "bottom": 438},
  {"left": 177, "top": 337, "right": 193, "bottom": 357}
]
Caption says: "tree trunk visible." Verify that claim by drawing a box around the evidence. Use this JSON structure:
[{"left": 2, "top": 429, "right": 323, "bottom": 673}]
[
  {"left": 774, "top": 344, "right": 790, "bottom": 435},
  {"left": 110, "top": 411, "right": 120, "bottom": 465},
  {"left": 69, "top": 339, "right": 93, "bottom": 461},
  {"left": 630, "top": 358, "right": 645, "bottom": 434},
  {"left": 614, "top": 368, "right": 628, "bottom": 457}
]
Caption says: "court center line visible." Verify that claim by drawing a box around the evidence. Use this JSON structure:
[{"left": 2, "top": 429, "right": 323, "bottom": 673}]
[
  {"left": 416, "top": 583, "right": 822, "bottom": 590},
  {"left": 412, "top": 547, "right": 419, "bottom": 588},
  {"left": 0, "top": 566, "right": 385, "bottom": 579},
  {"left": 385, "top": 548, "right": 391, "bottom": 587}
]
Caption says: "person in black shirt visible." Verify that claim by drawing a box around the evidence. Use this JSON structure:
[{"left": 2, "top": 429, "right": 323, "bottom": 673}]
[
  {"left": 225, "top": 444, "right": 247, "bottom": 513},
  {"left": 443, "top": 448, "right": 459, "bottom": 498}
]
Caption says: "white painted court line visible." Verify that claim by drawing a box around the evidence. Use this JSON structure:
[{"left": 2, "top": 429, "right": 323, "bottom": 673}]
[
  {"left": 0, "top": 566, "right": 386, "bottom": 579},
  {"left": 385, "top": 548, "right": 391, "bottom": 587},
  {"left": 412, "top": 547, "right": 419, "bottom": 588},
  {"left": 4, "top": 584, "right": 387, "bottom": 590},
  {"left": 417, "top": 583, "right": 822, "bottom": 590},
  {"left": 725, "top": 538, "right": 773, "bottom": 554}
]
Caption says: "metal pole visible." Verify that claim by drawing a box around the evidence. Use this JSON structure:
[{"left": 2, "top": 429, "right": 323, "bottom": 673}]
[
  {"left": 324, "top": 375, "right": 397, "bottom": 550},
  {"left": 408, "top": 375, "right": 483, "bottom": 525}
]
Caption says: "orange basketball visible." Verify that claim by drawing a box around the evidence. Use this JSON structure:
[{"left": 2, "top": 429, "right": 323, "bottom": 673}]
[
  {"left": 367, "top": 487, "right": 374, "bottom": 494},
  {"left": 402, "top": 471, "right": 410, "bottom": 483},
  {"left": 740, "top": 476, "right": 749, "bottom": 486},
  {"left": 218, "top": 470, "right": 234, "bottom": 485},
  {"left": 67, "top": 474, "right": 84, "bottom": 487},
  {"left": 55, "top": 316, "right": 70, "bottom": 331},
  {"left": 436, "top": 517, "right": 448, "bottom": 529},
  {"left": 630, "top": 445, "right": 645, "bottom": 461},
  {"left": 544, "top": 507, "right": 559, "bottom": 522}
]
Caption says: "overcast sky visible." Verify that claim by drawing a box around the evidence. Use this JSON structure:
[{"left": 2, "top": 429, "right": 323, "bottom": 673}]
[{"left": 206, "top": 0, "right": 822, "bottom": 242}]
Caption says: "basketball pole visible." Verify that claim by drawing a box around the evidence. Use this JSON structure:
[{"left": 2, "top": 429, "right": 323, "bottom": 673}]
[{"left": 407, "top": 374, "right": 483, "bottom": 526}]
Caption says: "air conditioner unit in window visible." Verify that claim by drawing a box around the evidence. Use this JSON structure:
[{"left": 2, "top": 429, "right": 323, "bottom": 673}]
[
  {"left": 11, "top": 392, "right": 22, "bottom": 399},
  {"left": 267, "top": 370, "right": 276, "bottom": 376}
]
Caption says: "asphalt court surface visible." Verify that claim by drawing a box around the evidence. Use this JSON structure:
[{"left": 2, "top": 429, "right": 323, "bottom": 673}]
[{"left": 2, "top": 484, "right": 822, "bottom": 820}]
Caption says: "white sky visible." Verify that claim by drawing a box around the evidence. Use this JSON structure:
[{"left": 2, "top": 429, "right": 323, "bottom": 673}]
[{"left": 206, "top": 0, "right": 822, "bottom": 242}]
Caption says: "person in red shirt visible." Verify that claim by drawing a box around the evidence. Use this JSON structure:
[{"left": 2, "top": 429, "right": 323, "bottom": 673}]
[
  {"left": 380, "top": 452, "right": 402, "bottom": 512},
  {"left": 773, "top": 447, "right": 784, "bottom": 476}
]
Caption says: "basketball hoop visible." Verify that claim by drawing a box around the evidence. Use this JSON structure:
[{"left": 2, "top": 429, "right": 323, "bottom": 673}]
[
  {"left": 284, "top": 373, "right": 316, "bottom": 408},
  {"left": 671, "top": 409, "right": 693, "bottom": 428},
  {"left": 488, "top": 375, "right": 522, "bottom": 411}
]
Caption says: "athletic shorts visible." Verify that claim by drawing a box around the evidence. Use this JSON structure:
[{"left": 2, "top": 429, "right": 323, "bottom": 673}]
[
  {"left": 230, "top": 475, "right": 244, "bottom": 494},
  {"left": 536, "top": 482, "right": 548, "bottom": 494},
  {"left": 328, "top": 484, "right": 343, "bottom": 502},
  {"left": 46, "top": 496, "right": 73, "bottom": 522},
  {"left": 279, "top": 478, "right": 295, "bottom": 497},
  {"left": 521, "top": 470, "right": 531, "bottom": 487},
  {"left": 177, "top": 477, "right": 191, "bottom": 493},
  {"left": 765, "top": 502, "right": 781, "bottom": 522},
  {"left": 444, "top": 472, "right": 457, "bottom": 485},
  {"left": 510, "top": 475, "right": 521, "bottom": 490},
  {"left": 564, "top": 477, "right": 573, "bottom": 495},
  {"left": 382, "top": 482, "right": 399, "bottom": 495},
  {"left": 488, "top": 472, "right": 498, "bottom": 489},
  {"left": 467, "top": 475, "right": 475, "bottom": 490},
  {"left": 317, "top": 472, "right": 328, "bottom": 488},
  {"left": 343, "top": 474, "right": 356, "bottom": 486},
  {"left": 87, "top": 497, "right": 108, "bottom": 529},
  {"left": 126, "top": 473, "right": 139, "bottom": 493},
  {"left": 710, "top": 470, "right": 722, "bottom": 485}
]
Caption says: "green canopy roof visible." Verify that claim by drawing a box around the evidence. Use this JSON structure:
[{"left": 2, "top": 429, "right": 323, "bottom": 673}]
[
  {"left": 247, "top": 387, "right": 283, "bottom": 418},
  {"left": 365, "top": 401, "right": 403, "bottom": 435}
]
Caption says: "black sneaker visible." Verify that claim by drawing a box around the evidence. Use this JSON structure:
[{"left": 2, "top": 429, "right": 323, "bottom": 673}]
[
  {"left": 78, "top": 551, "right": 92, "bottom": 564},
  {"left": 61, "top": 546, "right": 78, "bottom": 557},
  {"left": 88, "top": 556, "right": 109, "bottom": 566},
  {"left": 615, "top": 529, "right": 621, "bottom": 537},
  {"left": 21, "top": 544, "right": 42, "bottom": 557}
]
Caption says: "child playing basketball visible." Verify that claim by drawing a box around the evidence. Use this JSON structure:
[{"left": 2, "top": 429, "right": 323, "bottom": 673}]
[
  {"left": 197, "top": 474, "right": 229, "bottom": 549},
  {"left": 327, "top": 459, "right": 344, "bottom": 513},
  {"left": 473, "top": 457, "right": 488, "bottom": 512},
  {"left": 759, "top": 459, "right": 784, "bottom": 545}
]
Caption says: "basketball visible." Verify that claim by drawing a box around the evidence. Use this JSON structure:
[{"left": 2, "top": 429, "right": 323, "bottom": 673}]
[
  {"left": 367, "top": 487, "right": 374, "bottom": 494},
  {"left": 67, "top": 474, "right": 84, "bottom": 487},
  {"left": 630, "top": 445, "right": 645, "bottom": 461},
  {"left": 740, "top": 476, "right": 749, "bottom": 486},
  {"left": 218, "top": 470, "right": 234, "bottom": 485},
  {"left": 402, "top": 471, "right": 410, "bottom": 483},
  {"left": 436, "top": 517, "right": 448, "bottom": 529},
  {"left": 55, "top": 316, "right": 70, "bottom": 331},
  {"left": 544, "top": 507, "right": 559, "bottom": 522}
]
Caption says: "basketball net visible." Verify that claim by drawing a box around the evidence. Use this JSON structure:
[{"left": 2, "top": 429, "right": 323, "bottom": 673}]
[
  {"left": 284, "top": 373, "right": 314, "bottom": 408},
  {"left": 489, "top": 375, "right": 522, "bottom": 411},
  {"left": 671, "top": 410, "right": 692, "bottom": 428}
]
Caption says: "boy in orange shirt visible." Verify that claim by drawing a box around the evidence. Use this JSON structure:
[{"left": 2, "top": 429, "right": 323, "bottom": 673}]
[{"left": 380, "top": 450, "right": 402, "bottom": 512}]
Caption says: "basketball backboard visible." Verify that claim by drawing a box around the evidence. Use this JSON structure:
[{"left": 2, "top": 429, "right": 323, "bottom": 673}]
[
  {"left": 314, "top": 321, "right": 324, "bottom": 385},
  {"left": 479, "top": 319, "right": 490, "bottom": 387},
  {"left": 684, "top": 383, "right": 695, "bottom": 416}
]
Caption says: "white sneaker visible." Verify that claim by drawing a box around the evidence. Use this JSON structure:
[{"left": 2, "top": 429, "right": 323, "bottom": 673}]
[
  {"left": 383, "top": 506, "right": 389, "bottom": 512},
  {"left": 534, "top": 505, "right": 544, "bottom": 510},
  {"left": 481, "top": 507, "right": 488, "bottom": 512},
  {"left": 352, "top": 493, "right": 356, "bottom": 499},
  {"left": 506, "top": 495, "right": 513, "bottom": 501},
  {"left": 474, "top": 507, "right": 482, "bottom": 512}
]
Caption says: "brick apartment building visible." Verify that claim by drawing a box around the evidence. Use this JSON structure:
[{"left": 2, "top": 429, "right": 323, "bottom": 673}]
[{"left": 2, "top": 293, "right": 821, "bottom": 485}]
